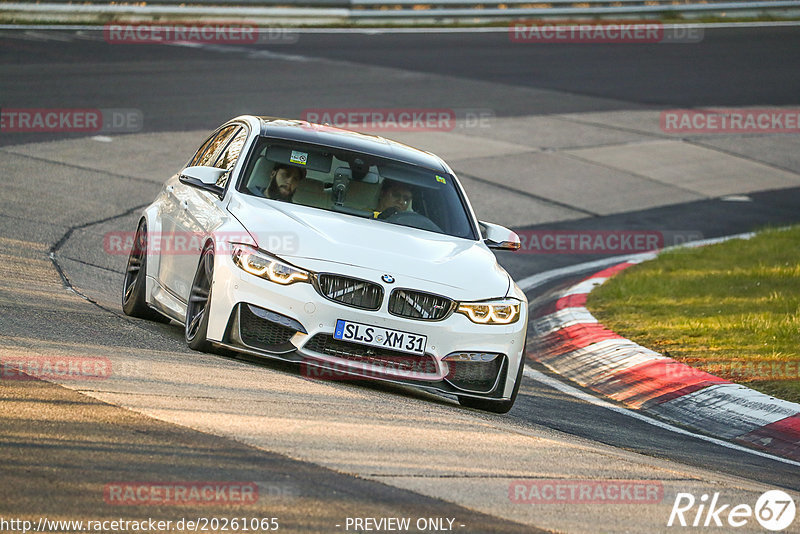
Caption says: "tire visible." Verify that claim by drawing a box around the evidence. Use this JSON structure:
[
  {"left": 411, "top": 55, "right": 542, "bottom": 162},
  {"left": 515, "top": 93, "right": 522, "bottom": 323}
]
[
  {"left": 458, "top": 351, "right": 526, "bottom": 414},
  {"left": 122, "top": 220, "right": 170, "bottom": 323},
  {"left": 185, "top": 243, "right": 215, "bottom": 352}
]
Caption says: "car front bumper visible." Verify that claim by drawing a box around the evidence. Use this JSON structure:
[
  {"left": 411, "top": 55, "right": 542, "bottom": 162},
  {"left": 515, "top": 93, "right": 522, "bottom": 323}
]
[{"left": 206, "top": 253, "right": 528, "bottom": 400}]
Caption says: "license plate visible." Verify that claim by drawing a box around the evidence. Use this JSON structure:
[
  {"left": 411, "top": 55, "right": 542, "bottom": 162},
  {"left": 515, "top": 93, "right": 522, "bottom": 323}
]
[{"left": 333, "top": 319, "right": 427, "bottom": 356}]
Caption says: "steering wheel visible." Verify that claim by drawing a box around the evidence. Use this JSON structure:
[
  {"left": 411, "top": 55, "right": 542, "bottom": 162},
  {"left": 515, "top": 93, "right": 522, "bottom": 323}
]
[
  {"left": 380, "top": 209, "right": 442, "bottom": 233},
  {"left": 377, "top": 207, "right": 399, "bottom": 220}
]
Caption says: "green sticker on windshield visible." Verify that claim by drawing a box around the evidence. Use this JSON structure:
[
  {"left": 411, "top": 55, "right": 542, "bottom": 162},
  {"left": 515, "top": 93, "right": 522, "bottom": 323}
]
[
  {"left": 290, "top": 150, "right": 308, "bottom": 166},
  {"left": 435, "top": 175, "right": 446, "bottom": 184}
]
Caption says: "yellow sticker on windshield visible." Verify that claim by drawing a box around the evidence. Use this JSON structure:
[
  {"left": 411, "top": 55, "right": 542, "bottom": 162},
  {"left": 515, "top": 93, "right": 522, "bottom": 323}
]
[
  {"left": 435, "top": 175, "right": 446, "bottom": 184},
  {"left": 290, "top": 150, "right": 308, "bottom": 166}
]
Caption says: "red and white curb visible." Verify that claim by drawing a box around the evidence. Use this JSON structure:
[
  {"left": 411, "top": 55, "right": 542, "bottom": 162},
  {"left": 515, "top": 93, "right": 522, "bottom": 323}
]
[{"left": 526, "top": 258, "right": 800, "bottom": 463}]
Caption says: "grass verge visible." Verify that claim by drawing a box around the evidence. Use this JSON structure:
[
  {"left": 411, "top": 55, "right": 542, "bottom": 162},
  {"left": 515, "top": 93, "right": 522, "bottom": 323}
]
[{"left": 586, "top": 226, "right": 800, "bottom": 404}]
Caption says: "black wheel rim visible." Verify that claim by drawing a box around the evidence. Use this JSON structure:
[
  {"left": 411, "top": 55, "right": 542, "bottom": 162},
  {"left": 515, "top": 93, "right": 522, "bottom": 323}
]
[
  {"left": 186, "top": 248, "right": 213, "bottom": 341},
  {"left": 123, "top": 223, "right": 146, "bottom": 305}
]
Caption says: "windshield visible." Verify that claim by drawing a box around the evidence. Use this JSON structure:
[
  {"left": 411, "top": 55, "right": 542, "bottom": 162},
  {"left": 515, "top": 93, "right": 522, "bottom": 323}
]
[{"left": 238, "top": 138, "right": 477, "bottom": 240}]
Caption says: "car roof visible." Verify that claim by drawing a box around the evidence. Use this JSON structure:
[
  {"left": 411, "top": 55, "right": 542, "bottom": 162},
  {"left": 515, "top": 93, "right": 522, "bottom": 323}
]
[{"left": 256, "top": 116, "right": 448, "bottom": 172}]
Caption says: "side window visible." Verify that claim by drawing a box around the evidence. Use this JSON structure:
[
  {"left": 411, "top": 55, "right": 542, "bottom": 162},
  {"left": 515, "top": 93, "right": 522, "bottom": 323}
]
[
  {"left": 189, "top": 132, "right": 219, "bottom": 167},
  {"left": 196, "top": 125, "right": 238, "bottom": 167},
  {"left": 213, "top": 128, "right": 248, "bottom": 187}
]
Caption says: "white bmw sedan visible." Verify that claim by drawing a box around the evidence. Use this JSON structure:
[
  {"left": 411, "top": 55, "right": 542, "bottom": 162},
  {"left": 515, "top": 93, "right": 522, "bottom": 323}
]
[{"left": 123, "top": 116, "right": 528, "bottom": 413}]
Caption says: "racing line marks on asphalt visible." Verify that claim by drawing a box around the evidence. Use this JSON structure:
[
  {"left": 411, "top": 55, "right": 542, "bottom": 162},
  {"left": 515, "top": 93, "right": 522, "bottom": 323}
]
[
  {"left": 0, "top": 149, "right": 160, "bottom": 185},
  {"left": 47, "top": 202, "right": 150, "bottom": 317},
  {"left": 170, "top": 41, "right": 314, "bottom": 62},
  {"left": 454, "top": 170, "right": 598, "bottom": 217},
  {"left": 685, "top": 137, "right": 800, "bottom": 179},
  {"left": 552, "top": 114, "right": 670, "bottom": 142},
  {"left": 559, "top": 148, "right": 716, "bottom": 200}
]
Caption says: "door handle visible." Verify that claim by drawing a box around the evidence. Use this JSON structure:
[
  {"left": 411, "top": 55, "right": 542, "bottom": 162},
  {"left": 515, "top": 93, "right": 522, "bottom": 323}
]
[
  {"left": 180, "top": 200, "right": 189, "bottom": 210},
  {"left": 166, "top": 185, "right": 175, "bottom": 193}
]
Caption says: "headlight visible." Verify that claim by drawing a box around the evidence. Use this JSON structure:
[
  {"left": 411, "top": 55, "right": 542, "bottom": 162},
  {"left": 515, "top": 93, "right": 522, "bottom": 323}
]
[
  {"left": 231, "top": 244, "right": 310, "bottom": 285},
  {"left": 456, "top": 299, "right": 521, "bottom": 325}
]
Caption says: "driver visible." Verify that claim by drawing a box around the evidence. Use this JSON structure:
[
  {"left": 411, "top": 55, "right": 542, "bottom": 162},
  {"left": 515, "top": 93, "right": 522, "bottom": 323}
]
[
  {"left": 375, "top": 180, "right": 413, "bottom": 218},
  {"left": 264, "top": 163, "right": 306, "bottom": 202}
]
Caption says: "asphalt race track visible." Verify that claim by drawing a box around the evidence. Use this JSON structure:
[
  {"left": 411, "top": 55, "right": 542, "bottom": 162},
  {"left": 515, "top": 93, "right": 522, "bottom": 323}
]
[{"left": 1, "top": 25, "right": 800, "bottom": 533}]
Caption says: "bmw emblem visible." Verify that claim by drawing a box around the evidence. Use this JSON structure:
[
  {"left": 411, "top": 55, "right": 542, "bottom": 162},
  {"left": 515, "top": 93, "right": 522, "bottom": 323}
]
[{"left": 382, "top": 274, "right": 395, "bottom": 284}]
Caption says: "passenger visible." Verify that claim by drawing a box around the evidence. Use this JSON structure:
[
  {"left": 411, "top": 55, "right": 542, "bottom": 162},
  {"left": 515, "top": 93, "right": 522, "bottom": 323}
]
[
  {"left": 264, "top": 163, "right": 306, "bottom": 202},
  {"left": 375, "top": 180, "right": 413, "bottom": 218}
]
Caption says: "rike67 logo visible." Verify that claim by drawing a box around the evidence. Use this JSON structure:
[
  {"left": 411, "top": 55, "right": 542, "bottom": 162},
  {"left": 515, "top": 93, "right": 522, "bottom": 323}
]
[{"left": 668, "top": 490, "right": 796, "bottom": 531}]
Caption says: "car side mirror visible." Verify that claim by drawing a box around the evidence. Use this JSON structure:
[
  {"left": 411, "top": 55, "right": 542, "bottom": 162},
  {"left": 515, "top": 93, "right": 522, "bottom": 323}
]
[
  {"left": 179, "top": 166, "right": 227, "bottom": 197},
  {"left": 480, "top": 221, "right": 521, "bottom": 251}
]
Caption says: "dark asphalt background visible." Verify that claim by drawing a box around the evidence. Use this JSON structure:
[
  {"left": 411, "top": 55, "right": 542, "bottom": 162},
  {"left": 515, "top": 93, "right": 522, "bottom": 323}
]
[{"left": 2, "top": 26, "right": 800, "bottom": 146}]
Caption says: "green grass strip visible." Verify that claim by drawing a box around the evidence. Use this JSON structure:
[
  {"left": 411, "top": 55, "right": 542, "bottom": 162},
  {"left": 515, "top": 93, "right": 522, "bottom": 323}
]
[{"left": 586, "top": 225, "right": 800, "bottom": 404}]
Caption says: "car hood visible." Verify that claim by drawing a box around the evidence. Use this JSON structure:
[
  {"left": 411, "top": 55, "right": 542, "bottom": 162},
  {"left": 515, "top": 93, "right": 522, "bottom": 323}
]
[{"left": 227, "top": 194, "right": 510, "bottom": 299}]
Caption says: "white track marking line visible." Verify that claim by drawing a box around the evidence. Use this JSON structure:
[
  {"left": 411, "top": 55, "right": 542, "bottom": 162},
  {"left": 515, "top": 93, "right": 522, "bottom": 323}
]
[
  {"left": 524, "top": 367, "right": 800, "bottom": 467},
  {"left": 517, "top": 254, "right": 653, "bottom": 292}
]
